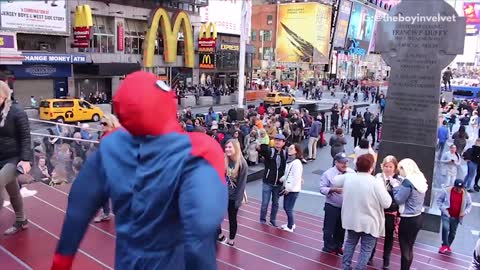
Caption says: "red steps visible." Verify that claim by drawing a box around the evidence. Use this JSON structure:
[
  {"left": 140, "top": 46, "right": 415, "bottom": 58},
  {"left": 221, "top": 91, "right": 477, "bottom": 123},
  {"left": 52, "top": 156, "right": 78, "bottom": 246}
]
[{"left": 0, "top": 183, "right": 472, "bottom": 270}]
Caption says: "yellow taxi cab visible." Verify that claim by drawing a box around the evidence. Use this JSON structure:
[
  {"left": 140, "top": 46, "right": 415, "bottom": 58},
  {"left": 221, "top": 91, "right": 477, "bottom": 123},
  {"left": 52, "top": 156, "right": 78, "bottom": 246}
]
[
  {"left": 39, "top": 98, "right": 104, "bottom": 123},
  {"left": 263, "top": 92, "right": 295, "bottom": 106}
]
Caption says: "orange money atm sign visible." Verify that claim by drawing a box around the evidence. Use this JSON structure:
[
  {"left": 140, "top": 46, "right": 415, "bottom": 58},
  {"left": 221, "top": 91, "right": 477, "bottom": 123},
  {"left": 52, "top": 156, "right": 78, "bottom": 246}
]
[{"left": 73, "top": 5, "right": 93, "bottom": 48}]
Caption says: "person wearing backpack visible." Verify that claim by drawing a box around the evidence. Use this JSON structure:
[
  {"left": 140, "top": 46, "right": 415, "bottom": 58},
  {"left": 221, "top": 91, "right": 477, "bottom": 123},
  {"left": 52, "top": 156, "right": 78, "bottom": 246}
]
[{"left": 463, "top": 139, "right": 480, "bottom": 192}]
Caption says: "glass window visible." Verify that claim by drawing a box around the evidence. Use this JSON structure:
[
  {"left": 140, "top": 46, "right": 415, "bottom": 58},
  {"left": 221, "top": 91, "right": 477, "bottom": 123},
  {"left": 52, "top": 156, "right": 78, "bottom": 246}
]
[
  {"left": 53, "top": 101, "right": 74, "bottom": 108},
  {"left": 80, "top": 16, "right": 114, "bottom": 53},
  {"left": 251, "top": 31, "right": 256, "bottom": 41},
  {"left": 124, "top": 19, "right": 147, "bottom": 55},
  {"left": 264, "top": 30, "right": 272, "bottom": 42},
  {"left": 267, "top": 15, "right": 273, "bottom": 25}
]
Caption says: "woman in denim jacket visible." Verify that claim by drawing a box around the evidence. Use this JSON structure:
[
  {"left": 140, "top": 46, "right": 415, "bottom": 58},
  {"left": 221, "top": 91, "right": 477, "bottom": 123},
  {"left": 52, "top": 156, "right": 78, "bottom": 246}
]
[{"left": 392, "top": 159, "right": 428, "bottom": 270}]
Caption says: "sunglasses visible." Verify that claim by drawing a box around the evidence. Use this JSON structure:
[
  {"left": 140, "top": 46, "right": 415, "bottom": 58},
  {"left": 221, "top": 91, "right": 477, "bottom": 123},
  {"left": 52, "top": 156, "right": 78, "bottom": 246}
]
[{"left": 100, "top": 122, "right": 108, "bottom": 126}]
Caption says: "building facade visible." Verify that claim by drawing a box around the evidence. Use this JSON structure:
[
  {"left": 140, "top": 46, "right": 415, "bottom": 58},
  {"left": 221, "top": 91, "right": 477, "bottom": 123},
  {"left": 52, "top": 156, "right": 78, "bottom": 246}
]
[
  {"left": 251, "top": 3, "right": 277, "bottom": 77},
  {"left": 0, "top": 0, "right": 207, "bottom": 107}
]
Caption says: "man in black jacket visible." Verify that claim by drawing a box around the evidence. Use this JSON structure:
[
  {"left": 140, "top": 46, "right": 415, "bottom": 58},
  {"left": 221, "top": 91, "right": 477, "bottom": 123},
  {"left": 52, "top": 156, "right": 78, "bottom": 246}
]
[
  {"left": 365, "top": 113, "right": 380, "bottom": 147},
  {"left": 0, "top": 80, "right": 32, "bottom": 235},
  {"left": 257, "top": 134, "right": 287, "bottom": 227}
]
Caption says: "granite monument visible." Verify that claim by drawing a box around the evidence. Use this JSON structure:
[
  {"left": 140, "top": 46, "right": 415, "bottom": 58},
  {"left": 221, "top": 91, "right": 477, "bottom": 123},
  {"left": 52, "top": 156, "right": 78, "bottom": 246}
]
[{"left": 376, "top": 0, "right": 466, "bottom": 208}]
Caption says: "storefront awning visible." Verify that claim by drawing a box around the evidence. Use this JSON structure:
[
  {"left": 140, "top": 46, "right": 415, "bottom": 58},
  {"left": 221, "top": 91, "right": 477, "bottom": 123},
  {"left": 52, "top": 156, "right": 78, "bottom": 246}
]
[{"left": 0, "top": 52, "right": 24, "bottom": 65}]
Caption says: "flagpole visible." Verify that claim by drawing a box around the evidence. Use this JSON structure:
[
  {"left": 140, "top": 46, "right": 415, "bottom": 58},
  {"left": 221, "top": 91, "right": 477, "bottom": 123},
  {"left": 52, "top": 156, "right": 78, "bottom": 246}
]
[{"left": 237, "top": 0, "right": 248, "bottom": 109}]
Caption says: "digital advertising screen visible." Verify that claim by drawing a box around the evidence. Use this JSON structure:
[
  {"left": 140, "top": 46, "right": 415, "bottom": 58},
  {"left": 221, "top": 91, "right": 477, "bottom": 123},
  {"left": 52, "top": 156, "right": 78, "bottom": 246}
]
[
  {"left": 333, "top": 0, "right": 353, "bottom": 49},
  {"left": 345, "top": 2, "right": 376, "bottom": 56}
]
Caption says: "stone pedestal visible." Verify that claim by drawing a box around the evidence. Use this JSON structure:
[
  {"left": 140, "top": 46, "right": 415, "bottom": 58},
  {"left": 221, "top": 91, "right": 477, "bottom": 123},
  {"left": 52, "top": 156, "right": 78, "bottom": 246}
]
[
  {"left": 199, "top": 96, "right": 213, "bottom": 106},
  {"left": 96, "top": 104, "right": 112, "bottom": 115},
  {"left": 231, "top": 93, "right": 238, "bottom": 103},
  {"left": 181, "top": 96, "right": 196, "bottom": 107},
  {"left": 220, "top": 96, "right": 231, "bottom": 104}
]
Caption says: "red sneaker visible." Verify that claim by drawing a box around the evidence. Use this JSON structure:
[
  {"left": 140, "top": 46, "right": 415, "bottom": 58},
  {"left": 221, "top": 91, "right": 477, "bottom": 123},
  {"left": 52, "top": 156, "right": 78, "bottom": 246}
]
[
  {"left": 447, "top": 246, "right": 452, "bottom": 254},
  {"left": 336, "top": 248, "right": 344, "bottom": 256},
  {"left": 438, "top": 245, "right": 449, "bottom": 254}
]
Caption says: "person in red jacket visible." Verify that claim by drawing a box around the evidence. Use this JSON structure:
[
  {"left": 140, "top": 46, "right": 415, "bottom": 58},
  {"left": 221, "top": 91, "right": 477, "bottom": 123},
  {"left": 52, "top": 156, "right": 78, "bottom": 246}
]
[{"left": 437, "top": 179, "right": 472, "bottom": 254}]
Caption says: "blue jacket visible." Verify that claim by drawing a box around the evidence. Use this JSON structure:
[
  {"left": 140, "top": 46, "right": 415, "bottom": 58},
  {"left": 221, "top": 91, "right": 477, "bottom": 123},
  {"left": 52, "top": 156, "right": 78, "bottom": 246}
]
[
  {"left": 393, "top": 179, "right": 426, "bottom": 217},
  {"left": 437, "top": 126, "right": 449, "bottom": 143},
  {"left": 55, "top": 130, "right": 227, "bottom": 270},
  {"left": 52, "top": 71, "right": 227, "bottom": 270},
  {"left": 436, "top": 186, "right": 472, "bottom": 223},
  {"left": 308, "top": 120, "right": 322, "bottom": 138}
]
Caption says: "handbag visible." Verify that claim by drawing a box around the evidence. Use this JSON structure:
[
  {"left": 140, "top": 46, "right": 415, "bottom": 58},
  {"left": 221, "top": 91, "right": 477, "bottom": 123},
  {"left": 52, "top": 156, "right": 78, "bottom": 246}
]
[{"left": 278, "top": 162, "right": 294, "bottom": 196}]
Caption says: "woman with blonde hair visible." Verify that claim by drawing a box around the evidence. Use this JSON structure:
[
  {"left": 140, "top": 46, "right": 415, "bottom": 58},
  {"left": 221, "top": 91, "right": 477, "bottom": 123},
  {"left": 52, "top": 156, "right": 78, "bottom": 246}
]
[
  {"left": 217, "top": 139, "right": 248, "bottom": 246},
  {"left": 369, "top": 155, "right": 401, "bottom": 269},
  {"left": 0, "top": 80, "right": 32, "bottom": 234},
  {"left": 392, "top": 158, "right": 428, "bottom": 270},
  {"left": 94, "top": 113, "right": 121, "bottom": 223},
  {"left": 100, "top": 113, "right": 121, "bottom": 137}
]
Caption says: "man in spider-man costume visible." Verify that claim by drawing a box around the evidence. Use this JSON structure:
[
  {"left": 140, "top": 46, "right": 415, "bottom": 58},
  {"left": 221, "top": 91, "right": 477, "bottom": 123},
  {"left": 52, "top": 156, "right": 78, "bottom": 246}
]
[{"left": 50, "top": 71, "right": 227, "bottom": 270}]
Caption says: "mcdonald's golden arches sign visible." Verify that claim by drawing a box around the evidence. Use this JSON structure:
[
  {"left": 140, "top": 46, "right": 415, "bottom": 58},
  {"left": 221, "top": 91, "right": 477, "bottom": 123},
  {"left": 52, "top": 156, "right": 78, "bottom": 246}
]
[
  {"left": 198, "top": 22, "right": 216, "bottom": 69},
  {"left": 143, "top": 8, "right": 194, "bottom": 68}
]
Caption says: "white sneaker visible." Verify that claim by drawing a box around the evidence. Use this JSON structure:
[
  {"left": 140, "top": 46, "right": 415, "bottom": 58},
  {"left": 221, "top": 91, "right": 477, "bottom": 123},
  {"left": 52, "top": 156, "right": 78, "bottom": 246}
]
[
  {"left": 20, "top": 187, "right": 37, "bottom": 198},
  {"left": 282, "top": 226, "right": 294, "bottom": 232},
  {"left": 3, "top": 201, "right": 10, "bottom": 207},
  {"left": 281, "top": 224, "right": 296, "bottom": 230}
]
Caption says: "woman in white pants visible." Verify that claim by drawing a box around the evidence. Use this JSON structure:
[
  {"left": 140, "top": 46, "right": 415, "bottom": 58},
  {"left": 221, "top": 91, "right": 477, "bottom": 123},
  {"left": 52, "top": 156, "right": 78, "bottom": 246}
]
[{"left": 440, "top": 144, "right": 461, "bottom": 187}]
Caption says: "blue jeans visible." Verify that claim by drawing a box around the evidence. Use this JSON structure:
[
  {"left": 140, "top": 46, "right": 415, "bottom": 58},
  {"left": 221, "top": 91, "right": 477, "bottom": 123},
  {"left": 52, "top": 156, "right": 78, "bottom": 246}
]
[
  {"left": 260, "top": 182, "right": 282, "bottom": 226},
  {"left": 102, "top": 200, "right": 110, "bottom": 215},
  {"left": 464, "top": 161, "right": 478, "bottom": 189},
  {"left": 283, "top": 192, "right": 299, "bottom": 229},
  {"left": 437, "top": 141, "right": 446, "bottom": 159},
  {"left": 343, "top": 230, "right": 377, "bottom": 270},
  {"left": 441, "top": 215, "right": 460, "bottom": 247}
]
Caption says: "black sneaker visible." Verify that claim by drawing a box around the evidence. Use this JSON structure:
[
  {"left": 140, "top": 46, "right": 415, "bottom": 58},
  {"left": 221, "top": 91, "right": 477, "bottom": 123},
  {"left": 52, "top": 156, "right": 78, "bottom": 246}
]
[
  {"left": 269, "top": 221, "right": 277, "bottom": 227},
  {"left": 4, "top": 219, "right": 28, "bottom": 235},
  {"left": 474, "top": 185, "right": 480, "bottom": 192}
]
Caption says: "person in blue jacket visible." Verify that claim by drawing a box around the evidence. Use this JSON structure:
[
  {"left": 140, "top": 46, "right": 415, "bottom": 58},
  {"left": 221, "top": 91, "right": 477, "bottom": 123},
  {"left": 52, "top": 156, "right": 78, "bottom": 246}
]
[{"left": 50, "top": 71, "right": 228, "bottom": 270}]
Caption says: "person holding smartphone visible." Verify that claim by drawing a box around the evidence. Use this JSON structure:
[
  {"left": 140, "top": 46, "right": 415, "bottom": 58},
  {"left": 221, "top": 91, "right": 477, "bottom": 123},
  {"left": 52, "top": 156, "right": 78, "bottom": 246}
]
[{"left": 0, "top": 80, "right": 32, "bottom": 235}]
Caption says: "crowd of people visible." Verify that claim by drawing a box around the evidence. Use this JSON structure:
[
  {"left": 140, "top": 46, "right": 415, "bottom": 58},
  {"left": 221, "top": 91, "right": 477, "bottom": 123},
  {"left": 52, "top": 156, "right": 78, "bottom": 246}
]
[{"left": 1, "top": 69, "right": 480, "bottom": 270}]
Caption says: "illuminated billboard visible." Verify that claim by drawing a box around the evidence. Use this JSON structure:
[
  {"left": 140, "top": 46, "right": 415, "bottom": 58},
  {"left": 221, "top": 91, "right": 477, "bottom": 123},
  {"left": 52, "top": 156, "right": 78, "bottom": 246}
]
[
  {"left": 333, "top": 0, "right": 353, "bottom": 48},
  {"left": 463, "top": 2, "right": 480, "bottom": 36},
  {"left": 345, "top": 2, "right": 376, "bottom": 56},
  {"left": 276, "top": 2, "right": 332, "bottom": 64}
]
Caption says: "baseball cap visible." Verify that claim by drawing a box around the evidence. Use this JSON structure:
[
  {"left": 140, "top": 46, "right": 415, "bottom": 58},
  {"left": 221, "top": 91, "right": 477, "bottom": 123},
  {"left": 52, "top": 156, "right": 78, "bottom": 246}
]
[
  {"left": 274, "top": 134, "right": 286, "bottom": 141},
  {"left": 334, "top": 153, "right": 349, "bottom": 163},
  {"left": 454, "top": 179, "right": 464, "bottom": 188}
]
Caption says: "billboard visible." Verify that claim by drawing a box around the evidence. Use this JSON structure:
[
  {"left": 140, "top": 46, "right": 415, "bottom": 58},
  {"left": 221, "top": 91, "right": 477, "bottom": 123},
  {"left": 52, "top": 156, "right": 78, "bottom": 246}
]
[
  {"left": 463, "top": 2, "right": 480, "bottom": 36},
  {"left": 143, "top": 8, "right": 194, "bottom": 68},
  {"left": 200, "top": 0, "right": 243, "bottom": 35},
  {"left": 333, "top": 0, "right": 353, "bottom": 49},
  {"left": 198, "top": 23, "right": 216, "bottom": 69},
  {"left": 0, "top": 0, "right": 67, "bottom": 35},
  {"left": 276, "top": 3, "right": 332, "bottom": 64},
  {"left": 345, "top": 2, "right": 376, "bottom": 56}
]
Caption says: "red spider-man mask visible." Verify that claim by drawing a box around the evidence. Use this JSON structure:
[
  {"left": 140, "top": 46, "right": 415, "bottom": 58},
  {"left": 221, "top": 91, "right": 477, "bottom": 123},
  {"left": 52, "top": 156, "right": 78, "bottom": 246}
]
[{"left": 113, "top": 71, "right": 182, "bottom": 136}]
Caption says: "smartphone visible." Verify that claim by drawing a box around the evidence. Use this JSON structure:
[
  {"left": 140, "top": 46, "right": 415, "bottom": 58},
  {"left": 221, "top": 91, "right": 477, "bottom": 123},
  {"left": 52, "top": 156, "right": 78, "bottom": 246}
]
[{"left": 16, "top": 165, "right": 25, "bottom": 175}]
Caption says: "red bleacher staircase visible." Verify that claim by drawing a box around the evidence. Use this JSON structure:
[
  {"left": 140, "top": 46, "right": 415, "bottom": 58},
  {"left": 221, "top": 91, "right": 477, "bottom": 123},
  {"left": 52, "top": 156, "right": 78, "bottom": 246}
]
[{"left": 0, "top": 183, "right": 472, "bottom": 270}]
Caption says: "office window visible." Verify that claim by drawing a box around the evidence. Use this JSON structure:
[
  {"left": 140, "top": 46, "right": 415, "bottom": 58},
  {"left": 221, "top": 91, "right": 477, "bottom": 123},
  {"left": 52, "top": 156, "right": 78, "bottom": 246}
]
[
  {"left": 251, "top": 31, "right": 256, "bottom": 41},
  {"left": 263, "top": 30, "right": 272, "bottom": 42},
  {"left": 267, "top": 15, "right": 273, "bottom": 25},
  {"left": 124, "top": 19, "right": 147, "bottom": 54},
  {"left": 79, "top": 16, "right": 114, "bottom": 53},
  {"left": 262, "top": 47, "right": 273, "bottom": 60}
]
